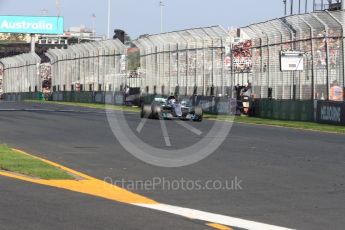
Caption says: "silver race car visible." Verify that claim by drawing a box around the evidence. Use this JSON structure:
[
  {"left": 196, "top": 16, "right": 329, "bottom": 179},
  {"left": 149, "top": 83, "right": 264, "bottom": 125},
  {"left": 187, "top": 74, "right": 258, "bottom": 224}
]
[{"left": 141, "top": 96, "right": 203, "bottom": 122}]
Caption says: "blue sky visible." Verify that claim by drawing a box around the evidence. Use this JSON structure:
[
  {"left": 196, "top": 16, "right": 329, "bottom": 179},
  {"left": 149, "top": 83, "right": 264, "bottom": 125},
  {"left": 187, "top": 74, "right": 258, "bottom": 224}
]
[{"left": 0, "top": 0, "right": 313, "bottom": 38}]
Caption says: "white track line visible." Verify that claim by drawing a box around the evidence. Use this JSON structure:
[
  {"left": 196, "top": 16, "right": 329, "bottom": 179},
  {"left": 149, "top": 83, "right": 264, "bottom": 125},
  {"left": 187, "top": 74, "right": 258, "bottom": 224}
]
[
  {"left": 175, "top": 120, "right": 203, "bottom": 136},
  {"left": 136, "top": 118, "right": 148, "bottom": 133},
  {"left": 134, "top": 203, "right": 295, "bottom": 230},
  {"left": 160, "top": 119, "right": 171, "bottom": 147}
]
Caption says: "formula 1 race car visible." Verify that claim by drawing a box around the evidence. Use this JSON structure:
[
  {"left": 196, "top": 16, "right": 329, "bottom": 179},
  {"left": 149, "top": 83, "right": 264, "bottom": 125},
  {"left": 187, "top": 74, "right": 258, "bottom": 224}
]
[{"left": 141, "top": 96, "right": 203, "bottom": 122}]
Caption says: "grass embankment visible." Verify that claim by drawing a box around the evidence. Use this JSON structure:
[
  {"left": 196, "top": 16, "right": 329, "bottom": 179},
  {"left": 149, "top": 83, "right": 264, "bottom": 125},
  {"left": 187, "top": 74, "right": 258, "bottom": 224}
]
[
  {"left": 0, "top": 145, "right": 74, "bottom": 180},
  {"left": 26, "top": 100, "right": 345, "bottom": 134}
]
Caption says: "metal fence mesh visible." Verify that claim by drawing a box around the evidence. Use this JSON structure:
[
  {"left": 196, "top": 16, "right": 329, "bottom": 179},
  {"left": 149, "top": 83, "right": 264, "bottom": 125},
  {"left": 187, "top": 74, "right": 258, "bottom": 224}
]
[
  {"left": 46, "top": 39, "right": 127, "bottom": 92},
  {"left": 0, "top": 53, "right": 41, "bottom": 93},
  {"left": 133, "top": 26, "right": 230, "bottom": 96},
  {"left": 135, "top": 11, "right": 345, "bottom": 101},
  {"left": 236, "top": 10, "right": 345, "bottom": 101}
]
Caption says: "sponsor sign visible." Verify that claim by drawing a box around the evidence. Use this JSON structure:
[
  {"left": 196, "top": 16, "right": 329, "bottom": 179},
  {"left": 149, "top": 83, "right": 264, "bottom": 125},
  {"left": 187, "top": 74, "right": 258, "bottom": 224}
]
[
  {"left": 280, "top": 51, "right": 304, "bottom": 71},
  {"left": 316, "top": 100, "right": 345, "bottom": 125},
  {"left": 232, "top": 40, "right": 252, "bottom": 73},
  {"left": 0, "top": 16, "right": 64, "bottom": 34}
]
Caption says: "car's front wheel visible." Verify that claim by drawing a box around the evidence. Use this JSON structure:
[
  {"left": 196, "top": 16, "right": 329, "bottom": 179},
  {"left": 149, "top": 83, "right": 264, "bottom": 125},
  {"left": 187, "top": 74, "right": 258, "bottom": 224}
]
[
  {"left": 141, "top": 105, "right": 152, "bottom": 119},
  {"left": 193, "top": 106, "right": 203, "bottom": 122}
]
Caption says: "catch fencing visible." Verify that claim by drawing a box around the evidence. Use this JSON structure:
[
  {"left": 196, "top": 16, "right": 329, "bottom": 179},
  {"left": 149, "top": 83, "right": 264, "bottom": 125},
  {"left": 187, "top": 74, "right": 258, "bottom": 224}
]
[
  {"left": 133, "top": 11, "right": 345, "bottom": 102},
  {"left": 236, "top": 10, "right": 345, "bottom": 101},
  {"left": 133, "top": 26, "right": 230, "bottom": 97},
  {"left": 46, "top": 39, "right": 127, "bottom": 93},
  {"left": 0, "top": 39, "right": 127, "bottom": 95},
  {"left": 0, "top": 53, "right": 41, "bottom": 93}
]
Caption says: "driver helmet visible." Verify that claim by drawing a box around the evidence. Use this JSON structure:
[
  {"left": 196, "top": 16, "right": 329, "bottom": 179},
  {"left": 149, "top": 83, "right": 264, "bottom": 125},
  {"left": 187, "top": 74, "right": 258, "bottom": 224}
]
[{"left": 169, "top": 98, "right": 176, "bottom": 105}]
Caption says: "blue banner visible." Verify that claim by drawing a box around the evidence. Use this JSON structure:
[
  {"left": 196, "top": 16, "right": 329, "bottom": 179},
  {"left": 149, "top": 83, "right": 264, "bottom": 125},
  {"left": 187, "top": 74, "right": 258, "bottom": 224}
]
[{"left": 0, "top": 16, "right": 64, "bottom": 34}]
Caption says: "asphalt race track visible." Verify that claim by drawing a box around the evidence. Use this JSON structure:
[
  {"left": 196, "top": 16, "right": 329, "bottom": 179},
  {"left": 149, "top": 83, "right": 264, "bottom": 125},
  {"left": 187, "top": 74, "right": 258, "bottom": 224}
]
[{"left": 0, "top": 102, "right": 344, "bottom": 230}]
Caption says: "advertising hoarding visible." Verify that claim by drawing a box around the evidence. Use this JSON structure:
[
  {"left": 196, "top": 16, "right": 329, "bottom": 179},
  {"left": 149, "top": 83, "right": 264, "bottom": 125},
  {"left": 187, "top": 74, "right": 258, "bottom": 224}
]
[
  {"left": 0, "top": 16, "right": 64, "bottom": 34},
  {"left": 280, "top": 51, "right": 304, "bottom": 71},
  {"left": 316, "top": 100, "right": 345, "bottom": 125}
]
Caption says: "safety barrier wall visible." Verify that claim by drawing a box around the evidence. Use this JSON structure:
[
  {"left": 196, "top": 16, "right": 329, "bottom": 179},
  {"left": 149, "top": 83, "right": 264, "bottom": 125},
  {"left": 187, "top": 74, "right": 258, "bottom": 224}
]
[
  {"left": 253, "top": 99, "right": 315, "bottom": 121},
  {"left": 3, "top": 91, "right": 123, "bottom": 105},
  {"left": 3, "top": 92, "right": 40, "bottom": 101}
]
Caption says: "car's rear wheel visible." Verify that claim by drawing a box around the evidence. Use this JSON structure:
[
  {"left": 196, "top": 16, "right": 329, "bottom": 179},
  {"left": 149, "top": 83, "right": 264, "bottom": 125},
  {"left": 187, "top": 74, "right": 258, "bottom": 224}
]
[{"left": 152, "top": 104, "right": 163, "bottom": 120}]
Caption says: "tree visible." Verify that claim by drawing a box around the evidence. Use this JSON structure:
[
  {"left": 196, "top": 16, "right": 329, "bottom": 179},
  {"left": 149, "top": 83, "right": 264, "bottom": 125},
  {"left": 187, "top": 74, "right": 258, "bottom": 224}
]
[
  {"left": 6, "top": 33, "right": 26, "bottom": 41},
  {"left": 127, "top": 49, "right": 140, "bottom": 71}
]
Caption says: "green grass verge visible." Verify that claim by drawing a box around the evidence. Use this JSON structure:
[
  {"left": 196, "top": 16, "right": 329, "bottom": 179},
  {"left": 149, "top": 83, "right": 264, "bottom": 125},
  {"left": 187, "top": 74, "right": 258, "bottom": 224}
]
[
  {"left": 26, "top": 100, "right": 345, "bottom": 134},
  {"left": 0, "top": 145, "right": 74, "bottom": 180},
  {"left": 204, "top": 114, "right": 345, "bottom": 134},
  {"left": 25, "top": 100, "right": 140, "bottom": 113}
]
